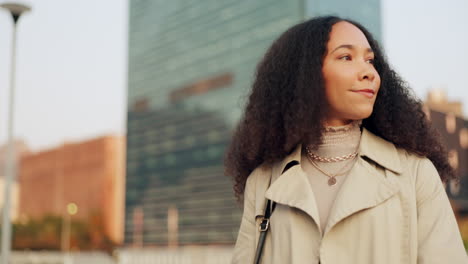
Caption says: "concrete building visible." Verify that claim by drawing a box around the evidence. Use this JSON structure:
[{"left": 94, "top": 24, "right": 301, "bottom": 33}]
[{"left": 18, "top": 135, "right": 125, "bottom": 244}]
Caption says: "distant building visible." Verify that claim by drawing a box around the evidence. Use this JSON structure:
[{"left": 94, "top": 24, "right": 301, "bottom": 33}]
[
  {"left": 424, "top": 89, "right": 468, "bottom": 214},
  {"left": 425, "top": 88, "right": 464, "bottom": 117},
  {"left": 125, "top": 0, "right": 382, "bottom": 246},
  {"left": 0, "top": 139, "right": 30, "bottom": 221},
  {"left": 18, "top": 135, "right": 125, "bottom": 244}
]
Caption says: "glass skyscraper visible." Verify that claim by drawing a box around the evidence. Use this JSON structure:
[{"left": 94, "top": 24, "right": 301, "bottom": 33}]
[{"left": 125, "top": 0, "right": 382, "bottom": 245}]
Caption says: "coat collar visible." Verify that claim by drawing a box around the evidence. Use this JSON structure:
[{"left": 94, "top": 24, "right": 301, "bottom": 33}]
[{"left": 261, "top": 127, "right": 403, "bottom": 236}]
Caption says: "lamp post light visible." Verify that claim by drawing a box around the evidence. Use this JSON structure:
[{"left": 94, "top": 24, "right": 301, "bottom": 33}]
[
  {"left": 61, "top": 203, "right": 78, "bottom": 251},
  {"left": 61, "top": 203, "right": 78, "bottom": 264},
  {"left": 0, "top": 2, "right": 31, "bottom": 263}
]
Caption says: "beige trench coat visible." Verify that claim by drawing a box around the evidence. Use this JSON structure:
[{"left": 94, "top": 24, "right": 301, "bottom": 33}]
[{"left": 232, "top": 128, "right": 468, "bottom": 264}]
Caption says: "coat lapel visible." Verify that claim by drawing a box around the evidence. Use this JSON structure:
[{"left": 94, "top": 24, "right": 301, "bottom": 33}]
[
  {"left": 260, "top": 144, "right": 321, "bottom": 230},
  {"left": 324, "top": 128, "right": 404, "bottom": 235},
  {"left": 323, "top": 156, "right": 401, "bottom": 235},
  {"left": 265, "top": 164, "right": 321, "bottom": 229}
]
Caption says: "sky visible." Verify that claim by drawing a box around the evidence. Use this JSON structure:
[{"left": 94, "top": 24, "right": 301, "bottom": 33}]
[
  {"left": 0, "top": 0, "right": 467, "bottom": 152},
  {"left": 0, "top": 0, "right": 128, "bottom": 152}
]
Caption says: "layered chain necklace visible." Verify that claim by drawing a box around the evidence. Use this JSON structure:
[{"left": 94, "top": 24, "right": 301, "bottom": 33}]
[{"left": 305, "top": 146, "right": 358, "bottom": 186}]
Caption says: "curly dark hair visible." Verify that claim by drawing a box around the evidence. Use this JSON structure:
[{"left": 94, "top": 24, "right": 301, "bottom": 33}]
[{"left": 224, "top": 15, "right": 456, "bottom": 201}]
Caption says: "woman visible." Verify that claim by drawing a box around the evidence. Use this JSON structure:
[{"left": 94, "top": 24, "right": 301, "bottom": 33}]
[{"left": 225, "top": 16, "right": 467, "bottom": 264}]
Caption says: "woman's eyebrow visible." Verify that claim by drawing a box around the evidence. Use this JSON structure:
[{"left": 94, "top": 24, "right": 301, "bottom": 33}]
[{"left": 331, "top": 44, "right": 373, "bottom": 54}]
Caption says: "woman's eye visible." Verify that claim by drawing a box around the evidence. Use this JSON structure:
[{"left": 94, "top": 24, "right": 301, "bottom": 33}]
[
  {"left": 366, "top": 58, "right": 375, "bottom": 64},
  {"left": 339, "top": 55, "right": 351, "bottom": 61}
]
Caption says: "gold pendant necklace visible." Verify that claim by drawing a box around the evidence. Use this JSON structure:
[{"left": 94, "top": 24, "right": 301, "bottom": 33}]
[{"left": 306, "top": 156, "right": 355, "bottom": 186}]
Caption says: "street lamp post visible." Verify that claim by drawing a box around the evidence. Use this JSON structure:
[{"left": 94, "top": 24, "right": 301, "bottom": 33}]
[
  {"left": 0, "top": 2, "right": 31, "bottom": 263},
  {"left": 61, "top": 203, "right": 78, "bottom": 264},
  {"left": 61, "top": 203, "right": 78, "bottom": 251}
]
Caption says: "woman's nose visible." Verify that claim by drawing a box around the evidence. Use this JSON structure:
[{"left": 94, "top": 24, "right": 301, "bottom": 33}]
[{"left": 359, "top": 64, "right": 376, "bottom": 82}]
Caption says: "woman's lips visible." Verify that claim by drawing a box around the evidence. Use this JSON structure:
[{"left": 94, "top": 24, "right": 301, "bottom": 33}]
[{"left": 352, "top": 89, "right": 375, "bottom": 98}]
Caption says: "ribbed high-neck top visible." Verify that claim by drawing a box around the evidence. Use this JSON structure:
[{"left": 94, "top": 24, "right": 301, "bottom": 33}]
[{"left": 300, "top": 120, "right": 362, "bottom": 235}]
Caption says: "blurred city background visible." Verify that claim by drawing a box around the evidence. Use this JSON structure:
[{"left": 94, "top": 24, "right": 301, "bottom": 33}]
[{"left": 0, "top": 0, "right": 467, "bottom": 263}]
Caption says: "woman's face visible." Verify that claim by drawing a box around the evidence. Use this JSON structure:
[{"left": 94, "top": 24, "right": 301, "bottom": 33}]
[{"left": 322, "top": 21, "right": 381, "bottom": 126}]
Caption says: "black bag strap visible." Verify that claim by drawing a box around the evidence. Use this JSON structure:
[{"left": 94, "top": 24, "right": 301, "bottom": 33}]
[{"left": 253, "top": 199, "right": 276, "bottom": 264}]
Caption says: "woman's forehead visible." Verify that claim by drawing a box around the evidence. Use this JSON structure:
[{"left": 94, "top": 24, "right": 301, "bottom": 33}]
[{"left": 327, "top": 21, "right": 371, "bottom": 52}]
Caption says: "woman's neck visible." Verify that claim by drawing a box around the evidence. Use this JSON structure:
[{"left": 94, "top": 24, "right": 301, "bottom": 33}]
[{"left": 306, "top": 120, "right": 363, "bottom": 158}]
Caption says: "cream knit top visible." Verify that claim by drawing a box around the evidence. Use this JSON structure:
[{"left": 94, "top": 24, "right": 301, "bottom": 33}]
[{"left": 300, "top": 120, "right": 362, "bottom": 234}]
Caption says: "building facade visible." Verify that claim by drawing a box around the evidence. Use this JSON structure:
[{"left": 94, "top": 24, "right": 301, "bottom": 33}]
[
  {"left": 423, "top": 90, "right": 468, "bottom": 213},
  {"left": 427, "top": 110, "right": 468, "bottom": 201},
  {"left": 125, "top": 0, "right": 382, "bottom": 245},
  {"left": 18, "top": 135, "right": 125, "bottom": 244}
]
